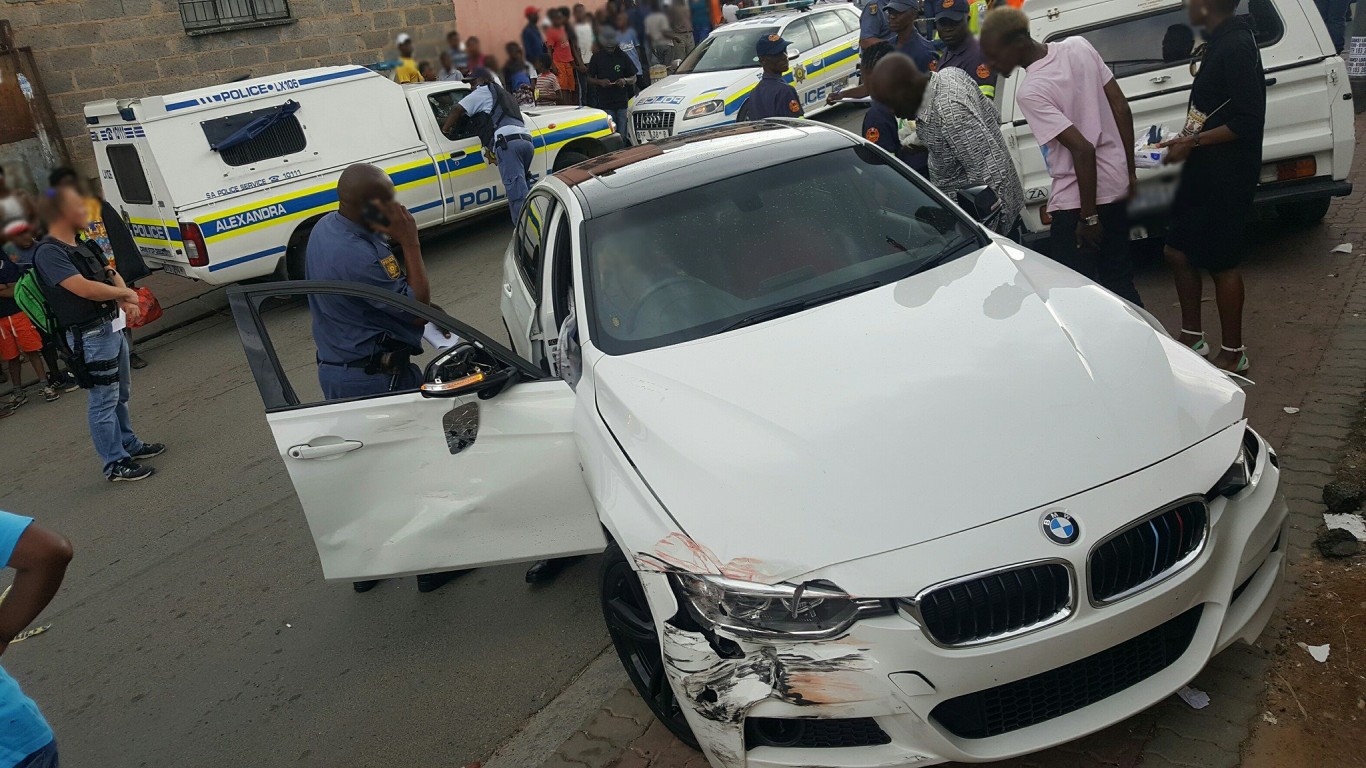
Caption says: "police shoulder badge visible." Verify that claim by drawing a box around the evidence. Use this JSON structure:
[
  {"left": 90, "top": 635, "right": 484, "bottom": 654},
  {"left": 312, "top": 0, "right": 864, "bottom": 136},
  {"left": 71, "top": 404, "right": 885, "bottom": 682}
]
[
  {"left": 977, "top": 63, "right": 991, "bottom": 80},
  {"left": 789, "top": 99, "right": 801, "bottom": 114},
  {"left": 867, "top": 2, "right": 878, "bottom": 13},
  {"left": 929, "top": 58, "right": 939, "bottom": 72},
  {"left": 865, "top": 126, "right": 880, "bottom": 143},
  {"left": 380, "top": 254, "right": 402, "bottom": 279}
]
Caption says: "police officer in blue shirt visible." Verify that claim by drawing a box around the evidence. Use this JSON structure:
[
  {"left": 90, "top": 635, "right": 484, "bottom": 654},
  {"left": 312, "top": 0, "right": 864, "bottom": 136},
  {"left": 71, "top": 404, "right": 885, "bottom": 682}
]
[
  {"left": 742, "top": 34, "right": 804, "bottom": 121},
  {"left": 859, "top": 1, "right": 894, "bottom": 48},
  {"left": 307, "top": 163, "right": 470, "bottom": 594},
  {"left": 441, "top": 69, "right": 536, "bottom": 225},
  {"left": 857, "top": 42, "right": 929, "bottom": 174},
  {"left": 931, "top": 0, "right": 997, "bottom": 98},
  {"left": 888, "top": 0, "right": 938, "bottom": 71}
]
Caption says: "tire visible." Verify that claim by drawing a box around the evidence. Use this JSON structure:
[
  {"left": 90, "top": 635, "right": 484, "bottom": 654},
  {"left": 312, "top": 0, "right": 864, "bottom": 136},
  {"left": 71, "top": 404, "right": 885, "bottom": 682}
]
[
  {"left": 1276, "top": 197, "right": 1331, "bottom": 227},
  {"left": 553, "top": 150, "right": 590, "bottom": 172},
  {"left": 600, "top": 541, "right": 700, "bottom": 750}
]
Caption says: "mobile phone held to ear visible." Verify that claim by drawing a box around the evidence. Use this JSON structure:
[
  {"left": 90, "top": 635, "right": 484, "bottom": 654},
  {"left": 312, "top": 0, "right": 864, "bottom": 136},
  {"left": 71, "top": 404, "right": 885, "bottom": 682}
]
[{"left": 362, "top": 202, "right": 390, "bottom": 228}]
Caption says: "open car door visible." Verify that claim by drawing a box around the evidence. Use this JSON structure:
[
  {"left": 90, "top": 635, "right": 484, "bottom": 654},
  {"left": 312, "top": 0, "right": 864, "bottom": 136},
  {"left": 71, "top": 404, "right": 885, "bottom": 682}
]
[{"left": 227, "top": 281, "right": 606, "bottom": 582}]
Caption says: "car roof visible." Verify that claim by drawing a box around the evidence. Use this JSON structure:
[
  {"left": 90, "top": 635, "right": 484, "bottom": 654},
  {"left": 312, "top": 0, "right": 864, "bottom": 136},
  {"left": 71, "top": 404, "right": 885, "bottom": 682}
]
[
  {"left": 557, "top": 120, "right": 860, "bottom": 218},
  {"left": 718, "top": 0, "right": 849, "bottom": 29}
]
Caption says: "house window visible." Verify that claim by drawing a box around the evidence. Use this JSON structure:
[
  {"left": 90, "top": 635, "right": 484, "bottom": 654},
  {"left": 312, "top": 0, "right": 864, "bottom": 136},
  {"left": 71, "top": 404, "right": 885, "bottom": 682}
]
[{"left": 178, "top": 0, "right": 292, "bottom": 35}]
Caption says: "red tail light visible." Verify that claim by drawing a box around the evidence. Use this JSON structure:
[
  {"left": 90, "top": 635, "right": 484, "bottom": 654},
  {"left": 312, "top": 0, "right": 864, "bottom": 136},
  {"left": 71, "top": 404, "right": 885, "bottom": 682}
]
[{"left": 180, "top": 221, "right": 209, "bottom": 267}]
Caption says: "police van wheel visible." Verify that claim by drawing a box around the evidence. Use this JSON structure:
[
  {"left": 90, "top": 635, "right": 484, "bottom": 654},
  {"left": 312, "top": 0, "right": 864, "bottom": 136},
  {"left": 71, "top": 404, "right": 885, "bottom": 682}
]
[
  {"left": 285, "top": 240, "right": 308, "bottom": 281},
  {"left": 553, "top": 151, "right": 590, "bottom": 172},
  {"left": 1276, "top": 197, "right": 1331, "bottom": 228}
]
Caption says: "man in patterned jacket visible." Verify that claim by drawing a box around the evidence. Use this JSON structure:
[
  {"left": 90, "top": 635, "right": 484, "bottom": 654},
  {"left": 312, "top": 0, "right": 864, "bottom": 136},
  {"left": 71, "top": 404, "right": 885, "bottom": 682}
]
[{"left": 868, "top": 52, "right": 1024, "bottom": 237}]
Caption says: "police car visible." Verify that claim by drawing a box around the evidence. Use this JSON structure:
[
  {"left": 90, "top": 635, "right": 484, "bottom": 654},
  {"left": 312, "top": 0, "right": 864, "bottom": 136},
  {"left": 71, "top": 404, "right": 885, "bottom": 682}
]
[
  {"left": 83, "top": 66, "right": 622, "bottom": 285},
  {"left": 628, "top": 1, "right": 862, "bottom": 142},
  {"left": 228, "top": 121, "right": 1285, "bottom": 768}
]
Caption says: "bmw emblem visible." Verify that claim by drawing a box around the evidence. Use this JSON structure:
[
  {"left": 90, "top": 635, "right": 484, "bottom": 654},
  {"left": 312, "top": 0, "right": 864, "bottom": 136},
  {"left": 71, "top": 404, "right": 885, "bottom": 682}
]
[{"left": 1041, "top": 510, "right": 1079, "bottom": 545}]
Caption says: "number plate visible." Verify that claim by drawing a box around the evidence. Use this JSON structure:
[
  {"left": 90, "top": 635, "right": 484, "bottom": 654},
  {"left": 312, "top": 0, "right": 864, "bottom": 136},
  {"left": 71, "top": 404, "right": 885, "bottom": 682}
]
[
  {"left": 639, "top": 129, "right": 670, "bottom": 142},
  {"left": 162, "top": 263, "right": 189, "bottom": 278}
]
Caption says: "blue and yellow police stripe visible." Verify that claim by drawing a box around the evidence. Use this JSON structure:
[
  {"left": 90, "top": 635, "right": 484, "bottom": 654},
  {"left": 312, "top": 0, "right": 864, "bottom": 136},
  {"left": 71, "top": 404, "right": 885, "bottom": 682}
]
[
  {"left": 687, "top": 43, "right": 861, "bottom": 117},
  {"left": 192, "top": 116, "right": 613, "bottom": 256}
]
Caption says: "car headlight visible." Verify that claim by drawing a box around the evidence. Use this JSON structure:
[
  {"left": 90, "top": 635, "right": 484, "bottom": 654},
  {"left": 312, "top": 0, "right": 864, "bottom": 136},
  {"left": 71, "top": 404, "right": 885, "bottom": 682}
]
[
  {"left": 683, "top": 99, "right": 724, "bottom": 120},
  {"left": 1210, "top": 428, "right": 1261, "bottom": 498},
  {"left": 673, "top": 574, "right": 893, "bottom": 640}
]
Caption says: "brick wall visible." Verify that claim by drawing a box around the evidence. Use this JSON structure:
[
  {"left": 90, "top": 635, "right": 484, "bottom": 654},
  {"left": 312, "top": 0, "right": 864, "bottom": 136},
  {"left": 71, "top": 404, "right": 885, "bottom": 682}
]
[{"left": 1, "top": 0, "right": 457, "bottom": 182}]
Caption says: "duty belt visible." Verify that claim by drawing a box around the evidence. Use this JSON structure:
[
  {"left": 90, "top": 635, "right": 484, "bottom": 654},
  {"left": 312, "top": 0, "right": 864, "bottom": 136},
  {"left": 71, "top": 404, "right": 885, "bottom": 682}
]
[
  {"left": 495, "top": 133, "right": 534, "bottom": 148},
  {"left": 68, "top": 313, "right": 117, "bottom": 335}
]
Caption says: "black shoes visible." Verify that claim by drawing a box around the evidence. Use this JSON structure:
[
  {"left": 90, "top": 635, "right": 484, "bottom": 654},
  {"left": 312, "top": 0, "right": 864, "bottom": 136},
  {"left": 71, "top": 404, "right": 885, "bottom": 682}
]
[
  {"left": 107, "top": 458, "right": 154, "bottom": 482},
  {"left": 130, "top": 353, "right": 148, "bottom": 370},
  {"left": 525, "top": 557, "right": 580, "bottom": 584},
  {"left": 131, "top": 442, "right": 166, "bottom": 459},
  {"left": 416, "top": 570, "right": 471, "bottom": 593}
]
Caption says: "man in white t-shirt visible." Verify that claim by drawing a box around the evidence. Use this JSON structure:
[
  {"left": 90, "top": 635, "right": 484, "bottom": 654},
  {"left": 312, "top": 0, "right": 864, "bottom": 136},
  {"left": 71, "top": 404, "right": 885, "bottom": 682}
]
[
  {"left": 721, "top": 2, "right": 741, "bottom": 23},
  {"left": 981, "top": 7, "right": 1142, "bottom": 306}
]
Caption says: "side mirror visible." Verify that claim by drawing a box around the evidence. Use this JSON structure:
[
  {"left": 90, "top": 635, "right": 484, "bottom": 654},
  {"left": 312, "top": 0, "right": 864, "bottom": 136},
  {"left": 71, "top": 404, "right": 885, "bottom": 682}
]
[
  {"left": 956, "top": 185, "right": 1001, "bottom": 224},
  {"left": 421, "top": 344, "right": 519, "bottom": 399},
  {"left": 421, "top": 365, "right": 518, "bottom": 399},
  {"left": 787, "top": 44, "right": 800, "bottom": 60}
]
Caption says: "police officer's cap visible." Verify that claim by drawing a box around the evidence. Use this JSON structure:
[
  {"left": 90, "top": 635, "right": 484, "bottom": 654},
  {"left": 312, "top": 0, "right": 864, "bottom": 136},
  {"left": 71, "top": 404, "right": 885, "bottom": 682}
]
[
  {"left": 885, "top": 0, "right": 921, "bottom": 13},
  {"left": 936, "top": 0, "right": 970, "bottom": 21},
  {"left": 755, "top": 33, "right": 790, "bottom": 57}
]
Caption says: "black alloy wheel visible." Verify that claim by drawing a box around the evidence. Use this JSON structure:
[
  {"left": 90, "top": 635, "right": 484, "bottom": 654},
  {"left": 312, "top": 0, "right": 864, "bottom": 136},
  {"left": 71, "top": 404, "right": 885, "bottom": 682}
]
[{"left": 600, "top": 542, "right": 700, "bottom": 749}]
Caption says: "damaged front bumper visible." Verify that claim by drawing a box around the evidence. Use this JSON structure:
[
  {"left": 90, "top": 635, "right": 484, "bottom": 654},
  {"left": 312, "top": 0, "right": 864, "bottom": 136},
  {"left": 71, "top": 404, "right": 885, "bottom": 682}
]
[{"left": 635, "top": 428, "right": 1287, "bottom": 768}]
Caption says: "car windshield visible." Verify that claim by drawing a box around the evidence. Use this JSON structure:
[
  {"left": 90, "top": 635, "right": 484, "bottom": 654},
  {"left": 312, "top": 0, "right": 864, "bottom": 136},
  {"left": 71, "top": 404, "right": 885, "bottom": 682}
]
[
  {"left": 582, "top": 146, "right": 982, "bottom": 355},
  {"left": 676, "top": 26, "right": 776, "bottom": 73}
]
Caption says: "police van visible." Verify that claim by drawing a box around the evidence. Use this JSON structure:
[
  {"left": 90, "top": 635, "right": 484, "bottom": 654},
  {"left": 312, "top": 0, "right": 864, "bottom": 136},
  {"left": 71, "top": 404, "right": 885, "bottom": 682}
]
[
  {"left": 999, "top": 0, "right": 1354, "bottom": 235},
  {"left": 83, "top": 66, "right": 622, "bottom": 285},
  {"left": 628, "top": 1, "right": 862, "bottom": 142}
]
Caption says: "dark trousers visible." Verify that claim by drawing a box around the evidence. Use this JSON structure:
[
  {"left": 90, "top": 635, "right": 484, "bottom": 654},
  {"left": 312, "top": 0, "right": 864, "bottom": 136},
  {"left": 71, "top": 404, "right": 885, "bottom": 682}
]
[{"left": 1049, "top": 203, "right": 1143, "bottom": 307}]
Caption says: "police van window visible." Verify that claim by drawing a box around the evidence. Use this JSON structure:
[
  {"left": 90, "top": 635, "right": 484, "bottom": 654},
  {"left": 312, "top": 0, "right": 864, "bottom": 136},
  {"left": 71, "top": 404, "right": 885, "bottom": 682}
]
[
  {"left": 1048, "top": 2, "right": 1283, "bottom": 79},
  {"left": 106, "top": 144, "right": 153, "bottom": 205},
  {"left": 782, "top": 19, "right": 816, "bottom": 52},
  {"left": 809, "top": 12, "right": 850, "bottom": 46},
  {"left": 428, "top": 88, "right": 466, "bottom": 124},
  {"left": 200, "top": 104, "right": 307, "bottom": 167},
  {"left": 517, "top": 195, "right": 553, "bottom": 288}
]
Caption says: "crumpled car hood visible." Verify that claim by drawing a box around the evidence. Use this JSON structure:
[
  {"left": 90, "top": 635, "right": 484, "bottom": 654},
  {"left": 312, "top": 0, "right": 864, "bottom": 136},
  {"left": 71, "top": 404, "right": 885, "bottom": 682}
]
[{"left": 592, "top": 243, "right": 1245, "bottom": 584}]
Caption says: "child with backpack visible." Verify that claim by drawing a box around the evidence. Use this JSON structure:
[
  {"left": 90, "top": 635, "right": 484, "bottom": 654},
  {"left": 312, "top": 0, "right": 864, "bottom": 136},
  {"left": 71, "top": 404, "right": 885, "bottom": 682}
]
[{"left": 0, "top": 246, "right": 60, "bottom": 409}]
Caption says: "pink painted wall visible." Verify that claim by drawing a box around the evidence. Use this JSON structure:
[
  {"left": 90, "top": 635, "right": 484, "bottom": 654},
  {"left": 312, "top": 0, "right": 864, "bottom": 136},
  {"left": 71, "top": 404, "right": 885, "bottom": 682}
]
[{"left": 453, "top": 0, "right": 530, "bottom": 60}]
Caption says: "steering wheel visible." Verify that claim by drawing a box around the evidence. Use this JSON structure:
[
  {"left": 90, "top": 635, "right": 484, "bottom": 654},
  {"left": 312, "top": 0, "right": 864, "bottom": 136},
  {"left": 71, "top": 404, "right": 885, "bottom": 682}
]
[{"left": 633, "top": 275, "right": 738, "bottom": 337}]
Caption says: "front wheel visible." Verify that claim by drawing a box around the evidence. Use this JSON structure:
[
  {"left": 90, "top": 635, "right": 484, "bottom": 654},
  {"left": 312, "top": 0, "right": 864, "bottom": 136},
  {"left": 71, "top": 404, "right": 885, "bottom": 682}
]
[
  {"left": 1276, "top": 197, "right": 1331, "bottom": 227},
  {"left": 600, "top": 541, "right": 699, "bottom": 749},
  {"left": 553, "top": 150, "right": 590, "bottom": 172}
]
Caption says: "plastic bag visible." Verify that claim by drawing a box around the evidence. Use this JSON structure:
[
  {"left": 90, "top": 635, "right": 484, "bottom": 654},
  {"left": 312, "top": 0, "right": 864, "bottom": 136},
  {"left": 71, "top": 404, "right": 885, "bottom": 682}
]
[
  {"left": 126, "top": 286, "right": 163, "bottom": 329},
  {"left": 1135, "top": 124, "right": 1173, "bottom": 168}
]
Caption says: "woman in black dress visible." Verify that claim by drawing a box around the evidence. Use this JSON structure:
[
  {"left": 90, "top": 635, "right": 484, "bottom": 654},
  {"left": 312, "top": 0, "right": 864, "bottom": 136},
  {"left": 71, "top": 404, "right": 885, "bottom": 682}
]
[{"left": 1159, "top": 0, "right": 1266, "bottom": 373}]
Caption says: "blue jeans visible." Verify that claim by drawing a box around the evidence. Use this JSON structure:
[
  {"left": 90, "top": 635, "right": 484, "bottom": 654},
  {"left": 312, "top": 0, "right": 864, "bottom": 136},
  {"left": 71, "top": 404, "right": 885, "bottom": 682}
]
[
  {"left": 1314, "top": 0, "right": 1350, "bottom": 51},
  {"left": 69, "top": 322, "right": 144, "bottom": 474},
  {"left": 605, "top": 108, "right": 631, "bottom": 145},
  {"left": 495, "top": 136, "right": 536, "bottom": 225},
  {"left": 15, "top": 740, "right": 58, "bottom": 768}
]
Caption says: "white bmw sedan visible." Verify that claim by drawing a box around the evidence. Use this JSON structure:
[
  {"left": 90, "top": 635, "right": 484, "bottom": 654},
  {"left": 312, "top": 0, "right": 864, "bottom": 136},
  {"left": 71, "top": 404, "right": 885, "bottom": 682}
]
[{"left": 229, "top": 121, "right": 1288, "bottom": 768}]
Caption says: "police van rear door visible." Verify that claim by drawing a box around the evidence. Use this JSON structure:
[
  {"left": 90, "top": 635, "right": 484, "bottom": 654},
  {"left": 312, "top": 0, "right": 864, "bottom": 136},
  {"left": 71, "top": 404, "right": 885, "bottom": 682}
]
[
  {"left": 409, "top": 83, "right": 506, "bottom": 221},
  {"left": 85, "top": 102, "right": 183, "bottom": 271},
  {"left": 797, "top": 7, "right": 861, "bottom": 110}
]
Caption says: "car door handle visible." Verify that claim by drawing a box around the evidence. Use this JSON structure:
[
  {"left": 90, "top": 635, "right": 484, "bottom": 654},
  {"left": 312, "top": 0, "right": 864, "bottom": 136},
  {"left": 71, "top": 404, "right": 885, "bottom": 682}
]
[
  {"left": 449, "top": 150, "right": 466, "bottom": 160},
  {"left": 1264, "top": 77, "right": 1277, "bottom": 87},
  {"left": 288, "top": 440, "right": 364, "bottom": 460},
  {"left": 1149, "top": 75, "right": 1171, "bottom": 84},
  {"left": 503, "top": 283, "right": 514, "bottom": 297}
]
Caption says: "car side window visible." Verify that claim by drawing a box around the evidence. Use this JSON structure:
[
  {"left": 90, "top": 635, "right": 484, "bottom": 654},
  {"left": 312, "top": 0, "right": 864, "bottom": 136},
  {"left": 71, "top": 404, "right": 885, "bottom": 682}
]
[
  {"left": 516, "top": 195, "right": 554, "bottom": 290},
  {"left": 783, "top": 19, "right": 816, "bottom": 52},
  {"left": 1049, "top": 2, "right": 1284, "bottom": 79},
  {"left": 833, "top": 7, "right": 860, "bottom": 34},
  {"left": 428, "top": 88, "right": 467, "bottom": 122},
  {"left": 809, "top": 11, "right": 850, "bottom": 46}
]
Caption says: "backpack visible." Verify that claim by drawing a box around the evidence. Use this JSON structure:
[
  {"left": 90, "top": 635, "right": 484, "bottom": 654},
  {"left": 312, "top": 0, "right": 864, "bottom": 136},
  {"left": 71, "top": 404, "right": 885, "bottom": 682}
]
[{"left": 13, "top": 269, "right": 58, "bottom": 337}]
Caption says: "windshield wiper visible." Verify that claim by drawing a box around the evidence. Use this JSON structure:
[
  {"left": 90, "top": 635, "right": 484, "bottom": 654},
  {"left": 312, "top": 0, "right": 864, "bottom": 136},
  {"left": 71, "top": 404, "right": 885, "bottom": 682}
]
[
  {"left": 718, "top": 280, "right": 882, "bottom": 333},
  {"left": 908, "top": 236, "right": 977, "bottom": 277}
]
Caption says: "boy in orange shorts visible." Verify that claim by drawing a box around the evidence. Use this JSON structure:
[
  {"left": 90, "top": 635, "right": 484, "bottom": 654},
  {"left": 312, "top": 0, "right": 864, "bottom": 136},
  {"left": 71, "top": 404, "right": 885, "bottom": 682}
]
[{"left": 0, "top": 247, "right": 57, "bottom": 407}]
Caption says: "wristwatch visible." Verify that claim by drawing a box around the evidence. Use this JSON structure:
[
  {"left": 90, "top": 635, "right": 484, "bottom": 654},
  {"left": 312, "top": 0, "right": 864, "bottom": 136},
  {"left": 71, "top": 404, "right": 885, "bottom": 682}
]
[
  {"left": 1083, "top": 214, "right": 1100, "bottom": 227},
  {"left": 1193, "top": 131, "right": 1202, "bottom": 147}
]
